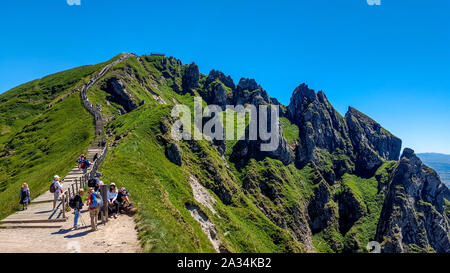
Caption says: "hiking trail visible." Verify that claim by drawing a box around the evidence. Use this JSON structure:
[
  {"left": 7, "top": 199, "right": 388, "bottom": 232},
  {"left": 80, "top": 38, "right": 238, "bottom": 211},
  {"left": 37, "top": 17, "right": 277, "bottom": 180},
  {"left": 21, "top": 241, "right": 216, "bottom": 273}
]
[{"left": 0, "top": 53, "right": 140, "bottom": 252}]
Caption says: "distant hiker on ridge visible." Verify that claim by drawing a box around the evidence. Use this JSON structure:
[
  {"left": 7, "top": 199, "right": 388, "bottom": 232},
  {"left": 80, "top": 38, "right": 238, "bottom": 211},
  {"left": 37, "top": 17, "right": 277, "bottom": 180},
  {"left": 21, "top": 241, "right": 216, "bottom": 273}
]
[{"left": 19, "top": 183, "right": 30, "bottom": 211}]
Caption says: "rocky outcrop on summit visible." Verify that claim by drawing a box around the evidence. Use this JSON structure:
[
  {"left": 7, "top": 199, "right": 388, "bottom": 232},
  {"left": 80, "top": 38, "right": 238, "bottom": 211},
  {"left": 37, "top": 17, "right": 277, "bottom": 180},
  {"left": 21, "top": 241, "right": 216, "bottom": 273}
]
[
  {"left": 182, "top": 63, "right": 200, "bottom": 93},
  {"left": 203, "top": 81, "right": 228, "bottom": 107},
  {"left": 230, "top": 106, "right": 293, "bottom": 168},
  {"left": 346, "top": 106, "right": 402, "bottom": 176},
  {"left": 233, "top": 78, "right": 275, "bottom": 106},
  {"left": 206, "top": 70, "right": 236, "bottom": 90},
  {"left": 375, "top": 148, "right": 450, "bottom": 253},
  {"left": 287, "top": 84, "right": 354, "bottom": 183}
]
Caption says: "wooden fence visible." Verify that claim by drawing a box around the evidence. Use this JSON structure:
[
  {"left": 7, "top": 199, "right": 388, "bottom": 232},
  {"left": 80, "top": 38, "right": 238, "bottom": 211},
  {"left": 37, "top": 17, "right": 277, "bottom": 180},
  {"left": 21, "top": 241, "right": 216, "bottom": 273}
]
[{"left": 60, "top": 145, "right": 109, "bottom": 222}]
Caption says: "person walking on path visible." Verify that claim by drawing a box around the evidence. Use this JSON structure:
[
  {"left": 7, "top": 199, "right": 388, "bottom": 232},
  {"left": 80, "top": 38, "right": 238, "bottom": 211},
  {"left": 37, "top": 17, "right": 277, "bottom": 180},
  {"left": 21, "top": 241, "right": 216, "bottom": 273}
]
[
  {"left": 87, "top": 188, "right": 100, "bottom": 231},
  {"left": 19, "top": 183, "right": 30, "bottom": 210},
  {"left": 52, "top": 175, "right": 64, "bottom": 211},
  {"left": 79, "top": 157, "right": 90, "bottom": 174},
  {"left": 73, "top": 189, "right": 84, "bottom": 230}
]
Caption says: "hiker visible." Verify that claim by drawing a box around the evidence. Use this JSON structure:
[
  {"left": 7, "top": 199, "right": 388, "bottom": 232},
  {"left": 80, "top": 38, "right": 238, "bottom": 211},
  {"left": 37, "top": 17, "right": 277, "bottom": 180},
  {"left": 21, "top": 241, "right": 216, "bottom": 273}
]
[
  {"left": 72, "top": 189, "right": 84, "bottom": 230},
  {"left": 77, "top": 155, "right": 85, "bottom": 164},
  {"left": 92, "top": 153, "right": 98, "bottom": 163},
  {"left": 19, "top": 183, "right": 30, "bottom": 210},
  {"left": 87, "top": 188, "right": 100, "bottom": 231},
  {"left": 89, "top": 171, "right": 104, "bottom": 192},
  {"left": 117, "top": 187, "right": 133, "bottom": 213},
  {"left": 107, "top": 183, "right": 119, "bottom": 219},
  {"left": 51, "top": 175, "right": 64, "bottom": 211},
  {"left": 79, "top": 156, "right": 90, "bottom": 174}
]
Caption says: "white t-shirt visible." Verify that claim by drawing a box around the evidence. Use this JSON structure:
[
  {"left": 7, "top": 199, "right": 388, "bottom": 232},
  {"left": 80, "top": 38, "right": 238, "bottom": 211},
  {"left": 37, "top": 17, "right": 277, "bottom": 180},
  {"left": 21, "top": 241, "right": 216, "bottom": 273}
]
[{"left": 53, "top": 180, "right": 63, "bottom": 193}]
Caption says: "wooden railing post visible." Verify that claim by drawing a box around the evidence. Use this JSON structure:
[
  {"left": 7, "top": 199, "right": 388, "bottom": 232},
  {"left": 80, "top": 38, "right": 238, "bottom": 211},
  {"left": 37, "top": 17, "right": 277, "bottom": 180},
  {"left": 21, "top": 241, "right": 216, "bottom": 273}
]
[
  {"left": 62, "top": 193, "right": 66, "bottom": 219},
  {"left": 100, "top": 184, "right": 108, "bottom": 223}
]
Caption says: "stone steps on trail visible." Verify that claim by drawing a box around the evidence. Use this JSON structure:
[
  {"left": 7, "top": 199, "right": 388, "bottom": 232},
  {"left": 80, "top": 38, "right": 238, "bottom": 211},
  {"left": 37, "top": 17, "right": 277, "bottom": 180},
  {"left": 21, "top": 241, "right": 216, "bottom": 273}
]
[
  {"left": 0, "top": 146, "right": 105, "bottom": 227},
  {"left": 0, "top": 222, "right": 64, "bottom": 229}
]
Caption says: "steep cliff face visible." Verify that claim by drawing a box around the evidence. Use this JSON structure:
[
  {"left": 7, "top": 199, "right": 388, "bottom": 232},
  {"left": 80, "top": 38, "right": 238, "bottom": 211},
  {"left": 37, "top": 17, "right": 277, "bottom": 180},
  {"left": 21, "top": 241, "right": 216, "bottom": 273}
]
[
  {"left": 233, "top": 78, "right": 277, "bottom": 106},
  {"left": 104, "top": 77, "right": 138, "bottom": 112},
  {"left": 287, "top": 84, "right": 354, "bottom": 183},
  {"left": 3, "top": 53, "right": 448, "bottom": 253},
  {"left": 182, "top": 63, "right": 200, "bottom": 93},
  {"left": 376, "top": 148, "right": 450, "bottom": 253},
  {"left": 346, "top": 106, "right": 402, "bottom": 176}
]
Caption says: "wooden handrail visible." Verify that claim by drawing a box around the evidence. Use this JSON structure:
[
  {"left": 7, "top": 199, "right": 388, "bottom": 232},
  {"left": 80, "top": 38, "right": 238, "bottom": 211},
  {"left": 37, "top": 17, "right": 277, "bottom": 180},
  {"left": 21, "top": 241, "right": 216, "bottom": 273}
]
[{"left": 58, "top": 145, "right": 108, "bottom": 220}]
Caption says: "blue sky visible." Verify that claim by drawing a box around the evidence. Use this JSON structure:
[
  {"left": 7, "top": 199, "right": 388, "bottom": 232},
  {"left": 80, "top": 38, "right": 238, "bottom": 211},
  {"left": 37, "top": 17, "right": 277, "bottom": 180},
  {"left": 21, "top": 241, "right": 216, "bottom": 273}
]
[{"left": 1, "top": 0, "right": 449, "bottom": 154}]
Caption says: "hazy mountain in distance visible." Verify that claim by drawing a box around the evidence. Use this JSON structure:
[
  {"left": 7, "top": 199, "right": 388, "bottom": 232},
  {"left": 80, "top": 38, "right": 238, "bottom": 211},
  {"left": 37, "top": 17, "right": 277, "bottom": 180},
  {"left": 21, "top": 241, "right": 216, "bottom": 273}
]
[{"left": 418, "top": 153, "right": 450, "bottom": 187}]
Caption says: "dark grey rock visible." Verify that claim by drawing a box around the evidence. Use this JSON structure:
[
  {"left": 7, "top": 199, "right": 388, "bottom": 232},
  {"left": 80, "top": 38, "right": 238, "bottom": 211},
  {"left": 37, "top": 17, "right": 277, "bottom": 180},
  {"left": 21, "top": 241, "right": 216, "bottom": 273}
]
[
  {"left": 166, "top": 143, "right": 182, "bottom": 166},
  {"left": 182, "top": 63, "right": 200, "bottom": 93},
  {"left": 346, "top": 106, "right": 402, "bottom": 176},
  {"left": 105, "top": 77, "right": 138, "bottom": 112},
  {"left": 287, "top": 83, "right": 354, "bottom": 183},
  {"left": 376, "top": 148, "right": 450, "bottom": 253},
  {"left": 206, "top": 70, "right": 236, "bottom": 90}
]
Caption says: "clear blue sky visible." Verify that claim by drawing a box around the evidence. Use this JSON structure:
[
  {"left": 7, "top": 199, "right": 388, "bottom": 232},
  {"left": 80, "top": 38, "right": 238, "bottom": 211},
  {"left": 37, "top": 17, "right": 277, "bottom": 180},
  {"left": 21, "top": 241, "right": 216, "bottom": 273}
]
[{"left": 1, "top": 0, "right": 449, "bottom": 154}]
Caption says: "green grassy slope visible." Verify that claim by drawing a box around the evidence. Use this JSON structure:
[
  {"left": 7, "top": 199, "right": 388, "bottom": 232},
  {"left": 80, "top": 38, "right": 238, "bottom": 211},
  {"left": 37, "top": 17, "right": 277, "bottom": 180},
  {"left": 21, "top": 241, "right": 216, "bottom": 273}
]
[
  {"left": 0, "top": 53, "right": 406, "bottom": 253},
  {"left": 84, "top": 56, "right": 304, "bottom": 252},
  {"left": 0, "top": 93, "right": 95, "bottom": 219},
  {"left": 0, "top": 60, "right": 118, "bottom": 219},
  {"left": 99, "top": 104, "right": 304, "bottom": 252},
  {"left": 85, "top": 54, "right": 405, "bottom": 253}
]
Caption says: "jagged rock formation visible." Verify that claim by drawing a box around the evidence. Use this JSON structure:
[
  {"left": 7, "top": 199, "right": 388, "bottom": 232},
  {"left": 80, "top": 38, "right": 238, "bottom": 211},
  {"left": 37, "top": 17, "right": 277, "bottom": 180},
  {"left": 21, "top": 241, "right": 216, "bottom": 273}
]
[
  {"left": 346, "top": 106, "right": 402, "bottom": 176},
  {"left": 376, "top": 148, "right": 450, "bottom": 253},
  {"left": 182, "top": 63, "right": 200, "bottom": 93},
  {"left": 287, "top": 84, "right": 354, "bottom": 183},
  {"left": 206, "top": 70, "right": 236, "bottom": 90},
  {"left": 4, "top": 52, "right": 448, "bottom": 253},
  {"left": 166, "top": 143, "right": 182, "bottom": 166},
  {"left": 233, "top": 78, "right": 275, "bottom": 106},
  {"left": 230, "top": 111, "right": 293, "bottom": 168},
  {"left": 105, "top": 77, "right": 138, "bottom": 112}
]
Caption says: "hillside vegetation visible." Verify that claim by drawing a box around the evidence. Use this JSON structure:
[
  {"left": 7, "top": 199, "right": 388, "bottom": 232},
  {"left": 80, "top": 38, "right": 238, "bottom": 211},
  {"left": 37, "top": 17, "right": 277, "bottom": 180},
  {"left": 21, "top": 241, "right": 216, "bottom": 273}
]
[{"left": 1, "top": 53, "right": 448, "bottom": 253}]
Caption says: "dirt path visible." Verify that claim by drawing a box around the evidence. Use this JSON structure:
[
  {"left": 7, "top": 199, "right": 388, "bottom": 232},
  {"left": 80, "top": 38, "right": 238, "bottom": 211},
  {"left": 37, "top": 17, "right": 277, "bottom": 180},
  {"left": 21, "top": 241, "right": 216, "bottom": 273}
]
[{"left": 0, "top": 210, "right": 141, "bottom": 253}]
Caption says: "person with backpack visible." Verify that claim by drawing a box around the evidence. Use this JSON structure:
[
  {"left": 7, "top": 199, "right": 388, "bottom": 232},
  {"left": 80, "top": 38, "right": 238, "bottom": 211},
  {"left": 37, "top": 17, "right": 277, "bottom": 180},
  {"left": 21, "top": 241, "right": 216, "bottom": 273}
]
[
  {"left": 70, "top": 189, "right": 84, "bottom": 230},
  {"left": 86, "top": 187, "right": 102, "bottom": 231},
  {"left": 19, "top": 183, "right": 30, "bottom": 210},
  {"left": 77, "top": 155, "right": 85, "bottom": 171},
  {"left": 51, "top": 175, "right": 64, "bottom": 211},
  {"left": 79, "top": 157, "right": 90, "bottom": 174},
  {"left": 88, "top": 171, "right": 103, "bottom": 191},
  {"left": 107, "top": 183, "right": 119, "bottom": 219}
]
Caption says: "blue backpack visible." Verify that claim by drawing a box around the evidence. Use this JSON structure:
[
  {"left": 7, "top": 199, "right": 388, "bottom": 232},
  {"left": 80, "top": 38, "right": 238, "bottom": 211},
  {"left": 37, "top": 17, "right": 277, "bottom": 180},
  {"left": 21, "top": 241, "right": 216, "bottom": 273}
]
[{"left": 91, "top": 192, "right": 103, "bottom": 208}]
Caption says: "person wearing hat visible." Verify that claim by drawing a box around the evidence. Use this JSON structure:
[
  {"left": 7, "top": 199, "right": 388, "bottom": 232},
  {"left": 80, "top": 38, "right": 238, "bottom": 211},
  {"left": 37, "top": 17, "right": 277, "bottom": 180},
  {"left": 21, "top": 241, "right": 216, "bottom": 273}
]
[
  {"left": 93, "top": 171, "right": 104, "bottom": 192},
  {"left": 107, "top": 182, "right": 119, "bottom": 219},
  {"left": 117, "top": 187, "right": 133, "bottom": 214},
  {"left": 52, "top": 175, "right": 64, "bottom": 211}
]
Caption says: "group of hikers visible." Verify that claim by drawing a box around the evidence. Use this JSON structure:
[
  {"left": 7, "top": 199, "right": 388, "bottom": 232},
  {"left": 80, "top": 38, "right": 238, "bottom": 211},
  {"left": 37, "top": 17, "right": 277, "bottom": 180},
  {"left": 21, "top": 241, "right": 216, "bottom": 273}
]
[
  {"left": 68, "top": 173, "right": 133, "bottom": 231},
  {"left": 19, "top": 154, "right": 133, "bottom": 232}
]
